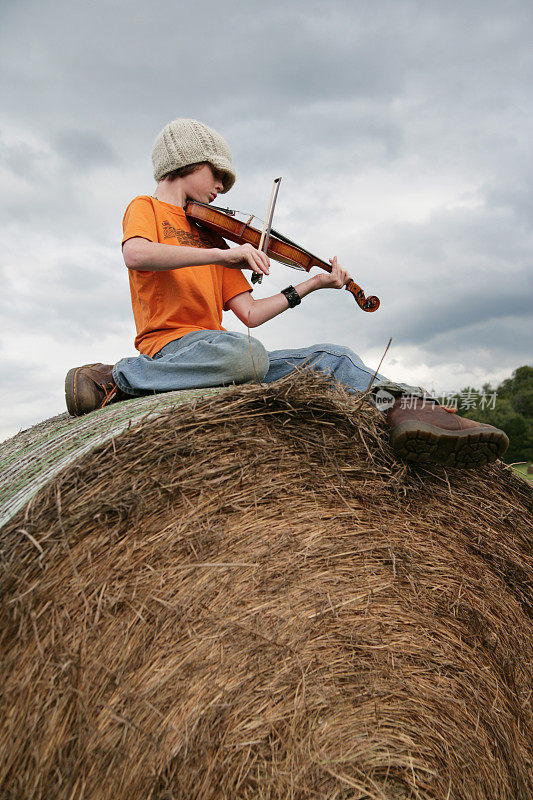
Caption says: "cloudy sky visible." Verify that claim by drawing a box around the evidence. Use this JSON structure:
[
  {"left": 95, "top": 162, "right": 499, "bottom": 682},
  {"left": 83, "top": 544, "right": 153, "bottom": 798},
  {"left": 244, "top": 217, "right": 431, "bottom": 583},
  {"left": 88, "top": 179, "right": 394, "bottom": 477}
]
[{"left": 1, "top": 0, "right": 532, "bottom": 441}]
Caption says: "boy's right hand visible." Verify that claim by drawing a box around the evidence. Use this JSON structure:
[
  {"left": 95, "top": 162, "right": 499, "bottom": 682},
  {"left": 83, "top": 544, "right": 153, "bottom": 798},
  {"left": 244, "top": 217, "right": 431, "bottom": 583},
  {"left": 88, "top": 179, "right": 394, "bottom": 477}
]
[{"left": 221, "top": 244, "right": 270, "bottom": 277}]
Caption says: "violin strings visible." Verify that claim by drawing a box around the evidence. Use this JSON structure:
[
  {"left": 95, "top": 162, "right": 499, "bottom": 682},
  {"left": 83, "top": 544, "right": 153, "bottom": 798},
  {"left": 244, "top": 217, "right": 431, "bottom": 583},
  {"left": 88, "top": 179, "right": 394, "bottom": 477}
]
[{"left": 209, "top": 203, "right": 265, "bottom": 226}]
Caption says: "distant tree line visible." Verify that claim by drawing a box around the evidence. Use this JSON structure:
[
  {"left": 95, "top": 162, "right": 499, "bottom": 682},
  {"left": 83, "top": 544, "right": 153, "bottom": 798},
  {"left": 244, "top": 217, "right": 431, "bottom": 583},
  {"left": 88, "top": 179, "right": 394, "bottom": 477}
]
[{"left": 446, "top": 365, "right": 533, "bottom": 464}]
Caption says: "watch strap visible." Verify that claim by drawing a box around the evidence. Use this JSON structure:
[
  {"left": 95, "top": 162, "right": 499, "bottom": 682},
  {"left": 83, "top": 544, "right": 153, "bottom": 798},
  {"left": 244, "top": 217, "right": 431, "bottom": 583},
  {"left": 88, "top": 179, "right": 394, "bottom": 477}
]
[{"left": 281, "top": 285, "right": 301, "bottom": 308}]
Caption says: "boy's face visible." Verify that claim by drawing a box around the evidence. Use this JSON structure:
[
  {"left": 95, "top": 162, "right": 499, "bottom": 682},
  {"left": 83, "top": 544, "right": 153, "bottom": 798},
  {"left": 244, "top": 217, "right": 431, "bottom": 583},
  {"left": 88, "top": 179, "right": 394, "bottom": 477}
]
[{"left": 183, "top": 163, "right": 226, "bottom": 204}]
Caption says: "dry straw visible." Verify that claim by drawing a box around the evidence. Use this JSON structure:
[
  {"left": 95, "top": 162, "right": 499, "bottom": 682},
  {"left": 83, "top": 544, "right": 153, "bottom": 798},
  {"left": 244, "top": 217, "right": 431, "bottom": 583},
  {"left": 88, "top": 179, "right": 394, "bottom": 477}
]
[{"left": 0, "top": 371, "right": 532, "bottom": 799}]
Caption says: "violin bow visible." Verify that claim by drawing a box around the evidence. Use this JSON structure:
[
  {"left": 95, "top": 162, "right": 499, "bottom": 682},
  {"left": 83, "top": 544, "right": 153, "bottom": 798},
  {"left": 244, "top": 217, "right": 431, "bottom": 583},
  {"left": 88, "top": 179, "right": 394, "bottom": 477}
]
[{"left": 252, "top": 177, "right": 282, "bottom": 285}]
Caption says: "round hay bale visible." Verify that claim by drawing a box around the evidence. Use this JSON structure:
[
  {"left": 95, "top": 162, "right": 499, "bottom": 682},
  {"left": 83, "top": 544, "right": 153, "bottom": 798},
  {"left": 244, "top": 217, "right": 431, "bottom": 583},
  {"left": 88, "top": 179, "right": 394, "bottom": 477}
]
[{"left": 1, "top": 372, "right": 532, "bottom": 800}]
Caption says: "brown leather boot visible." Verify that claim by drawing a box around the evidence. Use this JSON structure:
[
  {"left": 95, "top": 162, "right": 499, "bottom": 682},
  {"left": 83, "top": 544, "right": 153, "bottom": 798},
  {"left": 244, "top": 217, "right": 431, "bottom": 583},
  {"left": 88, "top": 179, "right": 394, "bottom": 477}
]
[
  {"left": 65, "top": 363, "right": 128, "bottom": 417},
  {"left": 387, "top": 396, "right": 509, "bottom": 468}
]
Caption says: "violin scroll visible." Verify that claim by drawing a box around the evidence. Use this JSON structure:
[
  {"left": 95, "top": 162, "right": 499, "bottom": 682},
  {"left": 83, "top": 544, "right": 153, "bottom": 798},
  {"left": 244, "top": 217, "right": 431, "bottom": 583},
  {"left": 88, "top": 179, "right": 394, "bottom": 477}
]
[{"left": 346, "top": 279, "right": 380, "bottom": 312}]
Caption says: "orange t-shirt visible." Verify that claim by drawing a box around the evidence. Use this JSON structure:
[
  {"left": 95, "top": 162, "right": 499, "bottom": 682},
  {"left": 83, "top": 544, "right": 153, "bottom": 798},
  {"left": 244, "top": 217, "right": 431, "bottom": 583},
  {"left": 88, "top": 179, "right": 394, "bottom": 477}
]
[{"left": 122, "top": 196, "right": 252, "bottom": 356}]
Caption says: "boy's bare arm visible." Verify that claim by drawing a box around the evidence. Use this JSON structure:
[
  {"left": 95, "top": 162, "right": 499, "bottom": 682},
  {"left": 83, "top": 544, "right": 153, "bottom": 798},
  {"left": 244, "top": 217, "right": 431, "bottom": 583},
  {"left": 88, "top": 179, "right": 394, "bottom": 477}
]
[
  {"left": 123, "top": 237, "right": 270, "bottom": 277},
  {"left": 227, "top": 258, "right": 351, "bottom": 327}
]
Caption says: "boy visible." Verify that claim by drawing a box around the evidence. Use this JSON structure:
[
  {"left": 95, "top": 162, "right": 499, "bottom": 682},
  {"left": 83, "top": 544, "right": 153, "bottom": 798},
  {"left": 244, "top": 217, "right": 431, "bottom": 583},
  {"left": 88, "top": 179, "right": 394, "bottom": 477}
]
[{"left": 65, "top": 118, "right": 508, "bottom": 469}]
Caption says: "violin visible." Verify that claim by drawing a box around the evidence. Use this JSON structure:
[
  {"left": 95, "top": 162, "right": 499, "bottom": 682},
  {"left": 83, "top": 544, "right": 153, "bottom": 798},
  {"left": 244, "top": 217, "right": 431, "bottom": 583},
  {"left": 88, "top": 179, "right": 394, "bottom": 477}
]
[{"left": 184, "top": 200, "right": 380, "bottom": 313}]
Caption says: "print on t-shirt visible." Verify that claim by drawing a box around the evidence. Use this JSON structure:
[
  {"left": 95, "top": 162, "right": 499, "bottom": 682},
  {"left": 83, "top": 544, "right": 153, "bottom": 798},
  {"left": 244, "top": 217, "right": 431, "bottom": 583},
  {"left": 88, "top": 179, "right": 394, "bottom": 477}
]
[{"left": 162, "top": 220, "right": 215, "bottom": 248}]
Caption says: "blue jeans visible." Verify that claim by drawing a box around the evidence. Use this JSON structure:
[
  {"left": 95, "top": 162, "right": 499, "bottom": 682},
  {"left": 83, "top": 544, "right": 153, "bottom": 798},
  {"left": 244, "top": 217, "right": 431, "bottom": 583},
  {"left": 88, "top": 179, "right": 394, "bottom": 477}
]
[{"left": 113, "top": 330, "right": 425, "bottom": 404}]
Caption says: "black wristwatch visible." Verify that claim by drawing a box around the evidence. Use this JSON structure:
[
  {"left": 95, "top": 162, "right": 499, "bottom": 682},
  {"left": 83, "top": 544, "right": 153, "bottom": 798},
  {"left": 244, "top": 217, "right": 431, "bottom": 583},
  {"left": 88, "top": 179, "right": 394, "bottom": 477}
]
[{"left": 281, "top": 285, "right": 301, "bottom": 308}]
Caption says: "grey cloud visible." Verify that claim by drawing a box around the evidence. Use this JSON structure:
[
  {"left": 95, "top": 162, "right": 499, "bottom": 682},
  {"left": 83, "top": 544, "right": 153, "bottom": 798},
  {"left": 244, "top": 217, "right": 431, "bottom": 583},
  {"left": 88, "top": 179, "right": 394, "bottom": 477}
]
[
  {"left": 52, "top": 130, "right": 119, "bottom": 169},
  {"left": 0, "top": 136, "right": 50, "bottom": 179},
  {"left": 1, "top": 0, "right": 526, "bottom": 144},
  {"left": 302, "top": 191, "right": 533, "bottom": 368},
  {"left": 0, "top": 358, "right": 67, "bottom": 443},
  {"left": 389, "top": 289, "right": 532, "bottom": 347},
  {"left": 484, "top": 169, "right": 533, "bottom": 226},
  {"left": 0, "top": 359, "right": 53, "bottom": 392},
  {"left": 0, "top": 254, "right": 132, "bottom": 344}
]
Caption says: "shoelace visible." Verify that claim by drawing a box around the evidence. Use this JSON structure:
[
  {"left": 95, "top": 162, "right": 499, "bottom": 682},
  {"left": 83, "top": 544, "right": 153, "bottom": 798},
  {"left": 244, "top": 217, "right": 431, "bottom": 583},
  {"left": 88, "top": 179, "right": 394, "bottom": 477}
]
[
  {"left": 441, "top": 406, "right": 459, "bottom": 414},
  {"left": 97, "top": 381, "right": 118, "bottom": 408}
]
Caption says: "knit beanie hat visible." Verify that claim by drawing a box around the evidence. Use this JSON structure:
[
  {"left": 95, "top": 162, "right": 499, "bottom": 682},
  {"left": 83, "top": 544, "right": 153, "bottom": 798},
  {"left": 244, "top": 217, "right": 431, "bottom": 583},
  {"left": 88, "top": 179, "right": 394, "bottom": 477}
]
[{"left": 151, "top": 118, "right": 236, "bottom": 192}]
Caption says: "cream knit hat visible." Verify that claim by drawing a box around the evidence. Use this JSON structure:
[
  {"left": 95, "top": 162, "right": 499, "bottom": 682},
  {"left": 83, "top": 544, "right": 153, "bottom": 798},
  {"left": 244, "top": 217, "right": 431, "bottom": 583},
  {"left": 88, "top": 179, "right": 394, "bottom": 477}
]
[{"left": 151, "top": 118, "right": 235, "bottom": 192}]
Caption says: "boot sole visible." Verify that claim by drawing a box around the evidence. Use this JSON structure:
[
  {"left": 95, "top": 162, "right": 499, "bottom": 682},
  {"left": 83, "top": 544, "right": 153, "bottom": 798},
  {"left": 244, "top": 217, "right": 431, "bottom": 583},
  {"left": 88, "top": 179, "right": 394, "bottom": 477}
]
[
  {"left": 65, "top": 367, "right": 82, "bottom": 416},
  {"left": 391, "top": 421, "right": 509, "bottom": 468}
]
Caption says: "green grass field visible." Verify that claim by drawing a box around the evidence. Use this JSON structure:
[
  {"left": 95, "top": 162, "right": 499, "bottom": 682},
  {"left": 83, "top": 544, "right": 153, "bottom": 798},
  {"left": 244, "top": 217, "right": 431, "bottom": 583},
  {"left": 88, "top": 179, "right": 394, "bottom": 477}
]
[{"left": 511, "top": 463, "right": 533, "bottom": 482}]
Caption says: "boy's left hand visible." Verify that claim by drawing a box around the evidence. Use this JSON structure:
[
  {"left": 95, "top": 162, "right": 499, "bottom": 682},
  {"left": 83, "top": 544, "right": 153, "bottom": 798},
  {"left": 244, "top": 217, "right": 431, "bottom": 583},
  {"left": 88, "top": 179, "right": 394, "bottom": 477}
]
[{"left": 313, "top": 256, "right": 351, "bottom": 290}]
